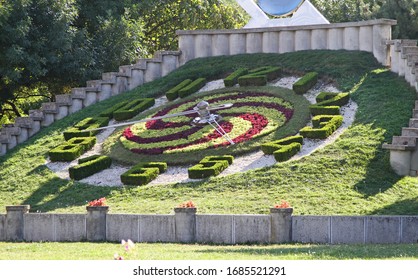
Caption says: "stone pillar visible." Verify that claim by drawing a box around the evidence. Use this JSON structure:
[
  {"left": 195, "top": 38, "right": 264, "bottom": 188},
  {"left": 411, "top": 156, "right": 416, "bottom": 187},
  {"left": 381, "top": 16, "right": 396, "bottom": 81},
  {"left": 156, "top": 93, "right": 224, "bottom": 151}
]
[
  {"left": 262, "top": 31, "right": 280, "bottom": 53},
  {"left": 144, "top": 61, "right": 162, "bottom": 83},
  {"left": 246, "top": 32, "right": 263, "bottom": 53},
  {"left": 328, "top": 28, "right": 344, "bottom": 50},
  {"left": 270, "top": 207, "right": 293, "bottom": 243},
  {"left": 178, "top": 34, "right": 195, "bottom": 65},
  {"left": 279, "top": 31, "right": 295, "bottom": 53},
  {"left": 344, "top": 27, "right": 360, "bottom": 51},
  {"left": 174, "top": 207, "right": 196, "bottom": 243},
  {"left": 359, "top": 26, "right": 373, "bottom": 52},
  {"left": 373, "top": 23, "right": 393, "bottom": 66},
  {"left": 6, "top": 205, "right": 30, "bottom": 241},
  {"left": 86, "top": 206, "right": 109, "bottom": 241},
  {"left": 229, "top": 33, "right": 246, "bottom": 55},
  {"left": 195, "top": 34, "right": 212, "bottom": 58},
  {"left": 295, "top": 30, "right": 311, "bottom": 51},
  {"left": 311, "top": 29, "right": 327, "bottom": 50},
  {"left": 212, "top": 34, "right": 230, "bottom": 56}
]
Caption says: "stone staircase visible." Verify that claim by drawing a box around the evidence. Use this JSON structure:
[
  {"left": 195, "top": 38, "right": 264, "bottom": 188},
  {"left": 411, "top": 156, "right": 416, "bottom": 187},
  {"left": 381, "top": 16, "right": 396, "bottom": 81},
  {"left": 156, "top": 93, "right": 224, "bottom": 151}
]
[
  {"left": 383, "top": 39, "right": 418, "bottom": 176},
  {"left": 0, "top": 50, "right": 181, "bottom": 156}
]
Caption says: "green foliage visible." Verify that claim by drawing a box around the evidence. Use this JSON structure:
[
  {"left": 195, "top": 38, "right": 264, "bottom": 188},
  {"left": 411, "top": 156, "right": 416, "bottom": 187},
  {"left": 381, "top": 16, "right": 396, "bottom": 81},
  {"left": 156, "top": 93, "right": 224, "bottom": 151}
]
[
  {"left": 113, "top": 98, "right": 155, "bottom": 121},
  {"left": 69, "top": 155, "right": 112, "bottom": 180},
  {"left": 178, "top": 78, "right": 207, "bottom": 98},
  {"left": 63, "top": 117, "right": 109, "bottom": 140},
  {"left": 292, "top": 72, "right": 319, "bottom": 94},
  {"left": 238, "top": 66, "right": 281, "bottom": 87},
  {"left": 309, "top": 105, "right": 341, "bottom": 116},
  {"left": 316, "top": 92, "right": 350, "bottom": 107},
  {"left": 99, "top": 100, "right": 129, "bottom": 118},
  {"left": 49, "top": 137, "right": 96, "bottom": 162},
  {"left": 273, "top": 142, "right": 302, "bottom": 162},
  {"left": 121, "top": 166, "right": 160, "bottom": 186},
  {"left": 188, "top": 155, "right": 233, "bottom": 179},
  {"left": 166, "top": 79, "right": 192, "bottom": 101},
  {"left": 300, "top": 115, "right": 344, "bottom": 139},
  {"left": 223, "top": 68, "right": 248, "bottom": 87},
  {"left": 261, "top": 135, "right": 304, "bottom": 155}
]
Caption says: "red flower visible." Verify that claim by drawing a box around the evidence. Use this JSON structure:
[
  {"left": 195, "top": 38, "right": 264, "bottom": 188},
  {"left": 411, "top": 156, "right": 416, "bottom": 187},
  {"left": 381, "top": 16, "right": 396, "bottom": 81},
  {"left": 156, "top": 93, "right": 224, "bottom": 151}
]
[{"left": 88, "top": 197, "right": 107, "bottom": 206}]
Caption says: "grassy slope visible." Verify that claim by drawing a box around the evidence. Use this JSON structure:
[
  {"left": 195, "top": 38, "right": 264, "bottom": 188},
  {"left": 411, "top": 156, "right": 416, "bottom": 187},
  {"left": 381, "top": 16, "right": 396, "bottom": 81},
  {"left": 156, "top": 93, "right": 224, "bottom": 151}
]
[{"left": 0, "top": 50, "right": 417, "bottom": 215}]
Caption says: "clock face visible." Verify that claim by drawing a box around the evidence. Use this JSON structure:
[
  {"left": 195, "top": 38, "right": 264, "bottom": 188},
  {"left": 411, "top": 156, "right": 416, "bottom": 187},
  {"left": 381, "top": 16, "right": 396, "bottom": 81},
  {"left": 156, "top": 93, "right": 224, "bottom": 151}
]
[{"left": 256, "top": 0, "right": 304, "bottom": 17}]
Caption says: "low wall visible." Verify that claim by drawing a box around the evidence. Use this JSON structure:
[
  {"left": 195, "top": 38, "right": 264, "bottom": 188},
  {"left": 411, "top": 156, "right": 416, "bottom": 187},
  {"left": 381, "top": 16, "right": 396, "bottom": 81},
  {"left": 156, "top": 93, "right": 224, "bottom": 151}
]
[
  {"left": 1, "top": 206, "right": 417, "bottom": 244},
  {"left": 176, "top": 19, "right": 397, "bottom": 66}
]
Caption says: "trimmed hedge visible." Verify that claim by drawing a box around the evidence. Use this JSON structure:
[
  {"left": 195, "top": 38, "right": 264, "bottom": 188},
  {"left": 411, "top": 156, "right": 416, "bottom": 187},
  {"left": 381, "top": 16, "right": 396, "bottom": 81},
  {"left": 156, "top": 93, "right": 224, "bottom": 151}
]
[
  {"left": 224, "top": 68, "right": 248, "bottom": 87},
  {"left": 188, "top": 155, "right": 233, "bottom": 179},
  {"left": 63, "top": 117, "right": 109, "bottom": 140},
  {"left": 166, "top": 79, "right": 192, "bottom": 101},
  {"left": 292, "top": 72, "right": 318, "bottom": 94},
  {"left": 309, "top": 105, "right": 340, "bottom": 116},
  {"left": 49, "top": 137, "right": 96, "bottom": 162},
  {"left": 316, "top": 92, "right": 350, "bottom": 107},
  {"left": 178, "top": 78, "right": 207, "bottom": 98},
  {"left": 273, "top": 142, "right": 302, "bottom": 162},
  {"left": 299, "top": 115, "right": 343, "bottom": 139},
  {"left": 261, "top": 135, "right": 303, "bottom": 155},
  {"left": 69, "top": 155, "right": 112, "bottom": 180},
  {"left": 120, "top": 161, "right": 167, "bottom": 186},
  {"left": 99, "top": 100, "right": 129, "bottom": 118},
  {"left": 238, "top": 66, "right": 281, "bottom": 87},
  {"left": 113, "top": 98, "right": 155, "bottom": 121}
]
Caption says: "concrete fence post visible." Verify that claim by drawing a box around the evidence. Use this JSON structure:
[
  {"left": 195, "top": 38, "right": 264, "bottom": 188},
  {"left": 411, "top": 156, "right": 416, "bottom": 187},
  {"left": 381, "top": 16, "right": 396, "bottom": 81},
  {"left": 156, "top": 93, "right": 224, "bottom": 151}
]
[
  {"left": 174, "top": 207, "right": 197, "bottom": 243},
  {"left": 86, "top": 206, "right": 109, "bottom": 241},
  {"left": 270, "top": 207, "right": 293, "bottom": 243},
  {"left": 6, "top": 205, "right": 30, "bottom": 241}
]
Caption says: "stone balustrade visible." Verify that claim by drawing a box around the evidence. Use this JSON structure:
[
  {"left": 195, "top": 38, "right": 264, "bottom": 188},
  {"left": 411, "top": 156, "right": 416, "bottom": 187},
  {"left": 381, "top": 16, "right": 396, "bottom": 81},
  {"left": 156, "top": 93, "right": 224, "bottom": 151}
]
[{"left": 0, "top": 50, "right": 182, "bottom": 156}]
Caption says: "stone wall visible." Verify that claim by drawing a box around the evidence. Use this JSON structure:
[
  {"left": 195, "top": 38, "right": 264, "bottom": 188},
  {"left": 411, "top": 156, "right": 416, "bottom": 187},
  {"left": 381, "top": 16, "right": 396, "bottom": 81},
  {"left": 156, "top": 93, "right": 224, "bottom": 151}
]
[
  {"left": 1, "top": 206, "right": 417, "bottom": 244},
  {"left": 176, "top": 19, "right": 396, "bottom": 66}
]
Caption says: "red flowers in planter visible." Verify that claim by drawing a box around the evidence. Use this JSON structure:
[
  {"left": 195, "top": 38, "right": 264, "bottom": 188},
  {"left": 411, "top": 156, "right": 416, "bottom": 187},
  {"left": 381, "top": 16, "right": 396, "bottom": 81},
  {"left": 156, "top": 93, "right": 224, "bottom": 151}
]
[
  {"left": 88, "top": 197, "right": 107, "bottom": 206},
  {"left": 274, "top": 200, "right": 291, "bottom": 208},
  {"left": 178, "top": 200, "right": 196, "bottom": 208}
]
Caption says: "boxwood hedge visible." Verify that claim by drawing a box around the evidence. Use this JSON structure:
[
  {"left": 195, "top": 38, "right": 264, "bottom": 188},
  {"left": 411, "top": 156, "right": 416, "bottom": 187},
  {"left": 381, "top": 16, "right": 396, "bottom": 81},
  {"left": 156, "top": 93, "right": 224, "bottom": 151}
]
[
  {"left": 166, "top": 79, "right": 192, "bottom": 101},
  {"left": 292, "top": 72, "right": 318, "bottom": 94},
  {"left": 49, "top": 137, "right": 96, "bottom": 162},
  {"left": 299, "top": 115, "right": 343, "bottom": 139},
  {"left": 188, "top": 155, "right": 233, "bottom": 179},
  {"left": 178, "top": 78, "right": 207, "bottom": 98},
  {"left": 63, "top": 117, "right": 109, "bottom": 140},
  {"left": 261, "top": 135, "right": 303, "bottom": 155},
  {"left": 223, "top": 68, "right": 248, "bottom": 87},
  {"left": 113, "top": 98, "right": 155, "bottom": 121},
  {"left": 69, "top": 155, "right": 112, "bottom": 180}
]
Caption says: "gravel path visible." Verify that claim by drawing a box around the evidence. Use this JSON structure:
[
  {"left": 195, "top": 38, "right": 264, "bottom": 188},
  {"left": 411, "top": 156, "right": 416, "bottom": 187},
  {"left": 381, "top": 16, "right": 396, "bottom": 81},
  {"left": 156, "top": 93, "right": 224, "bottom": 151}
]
[{"left": 46, "top": 76, "right": 357, "bottom": 187}]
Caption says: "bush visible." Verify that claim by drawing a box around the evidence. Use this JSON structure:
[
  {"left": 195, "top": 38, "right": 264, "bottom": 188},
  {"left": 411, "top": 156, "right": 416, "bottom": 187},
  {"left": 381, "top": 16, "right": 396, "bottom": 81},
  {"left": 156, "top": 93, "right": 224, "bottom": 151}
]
[
  {"left": 188, "top": 155, "right": 233, "bottom": 179},
  {"left": 224, "top": 68, "right": 248, "bottom": 87},
  {"left": 273, "top": 142, "right": 302, "bottom": 162},
  {"left": 292, "top": 72, "right": 318, "bottom": 94},
  {"left": 316, "top": 92, "right": 350, "bottom": 107},
  {"left": 113, "top": 98, "right": 155, "bottom": 121},
  {"left": 49, "top": 137, "right": 97, "bottom": 162},
  {"left": 299, "top": 115, "right": 343, "bottom": 139},
  {"left": 99, "top": 100, "right": 130, "bottom": 118},
  {"left": 261, "top": 135, "right": 303, "bottom": 155},
  {"left": 309, "top": 105, "right": 340, "bottom": 116},
  {"left": 238, "top": 66, "right": 281, "bottom": 87},
  {"left": 166, "top": 79, "right": 192, "bottom": 101},
  {"left": 63, "top": 117, "right": 109, "bottom": 140},
  {"left": 69, "top": 155, "right": 112, "bottom": 180},
  {"left": 178, "top": 78, "right": 207, "bottom": 98},
  {"left": 121, "top": 166, "right": 160, "bottom": 186}
]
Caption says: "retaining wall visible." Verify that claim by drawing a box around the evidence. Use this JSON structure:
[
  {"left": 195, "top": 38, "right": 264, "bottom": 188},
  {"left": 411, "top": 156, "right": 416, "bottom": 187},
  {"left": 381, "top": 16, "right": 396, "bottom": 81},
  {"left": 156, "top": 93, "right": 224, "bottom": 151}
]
[
  {"left": 176, "top": 19, "right": 396, "bottom": 66},
  {"left": 1, "top": 206, "right": 417, "bottom": 244}
]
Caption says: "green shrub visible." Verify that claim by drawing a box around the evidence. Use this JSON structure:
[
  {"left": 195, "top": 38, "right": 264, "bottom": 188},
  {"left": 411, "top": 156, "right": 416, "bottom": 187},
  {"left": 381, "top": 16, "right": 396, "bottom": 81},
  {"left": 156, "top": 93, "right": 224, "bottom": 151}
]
[
  {"left": 200, "top": 155, "right": 234, "bottom": 165},
  {"left": 178, "top": 78, "right": 207, "bottom": 98},
  {"left": 188, "top": 155, "right": 232, "bottom": 179},
  {"left": 261, "top": 135, "right": 303, "bottom": 155},
  {"left": 309, "top": 105, "right": 340, "bottom": 116},
  {"left": 99, "top": 100, "right": 129, "bottom": 118},
  {"left": 49, "top": 144, "right": 85, "bottom": 162},
  {"left": 69, "top": 155, "right": 112, "bottom": 180},
  {"left": 316, "top": 92, "right": 350, "bottom": 107},
  {"left": 299, "top": 115, "right": 343, "bottom": 139},
  {"left": 273, "top": 142, "right": 302, "bottom": 162},
  {"left": 292, "top": 72, "right": 318, "bottom": 94},
  {"left": 238, "top": 66, "right": 281, "bottom": 87},
  {"left": 166, "top": 79, "right": 192, "bottom": 101},
  {"left": 113, "top": 98, "right": 155, "bottom": 121},
  {"left": 188, "top": 160, "right": 229, "bottom": 179},
  {"left": 224, "top": 68, "right": 248, "bottom": 87},
  {"left": 63, "top": 117, "right": 109, "bottom": 140},
  {"left": 121, "top": 166, "right": 160, "bottom": 186}
]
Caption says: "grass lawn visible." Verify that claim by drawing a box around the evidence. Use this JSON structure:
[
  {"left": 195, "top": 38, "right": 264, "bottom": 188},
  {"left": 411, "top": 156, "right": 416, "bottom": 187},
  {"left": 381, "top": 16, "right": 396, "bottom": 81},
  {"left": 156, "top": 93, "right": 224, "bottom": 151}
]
[
  {"left": 1, "top": 242, "right": 417, "bottom": 260},
  {"left": 0, "top": 50, "right": 417, "bottom": 217}
]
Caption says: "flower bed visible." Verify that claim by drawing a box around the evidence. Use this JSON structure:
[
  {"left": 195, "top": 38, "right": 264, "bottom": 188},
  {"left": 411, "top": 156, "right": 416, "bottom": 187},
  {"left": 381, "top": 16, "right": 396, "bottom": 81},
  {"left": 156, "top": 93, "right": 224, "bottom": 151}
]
[{"left": 119, "top": 91, "right": 294, "bottom": 155}]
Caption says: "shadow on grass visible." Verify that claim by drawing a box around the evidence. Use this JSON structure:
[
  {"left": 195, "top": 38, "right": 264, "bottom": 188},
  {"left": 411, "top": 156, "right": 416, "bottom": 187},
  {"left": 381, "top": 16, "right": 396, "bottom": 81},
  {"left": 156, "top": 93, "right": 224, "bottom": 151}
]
[
  {"left": 21, "top": 166, "right": 115, "bottom": 212},
  {"left": 194, "top": 243, "right": 418, "bottom": 259},
  {"left": 370, "top": 197, "right": 418, "bottom": 215}
]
